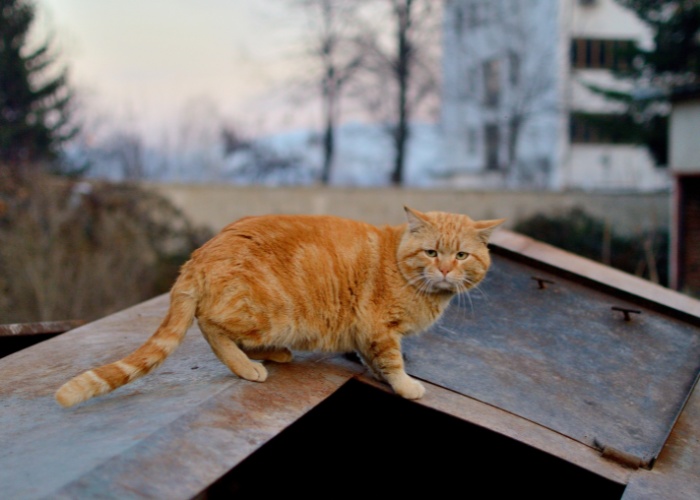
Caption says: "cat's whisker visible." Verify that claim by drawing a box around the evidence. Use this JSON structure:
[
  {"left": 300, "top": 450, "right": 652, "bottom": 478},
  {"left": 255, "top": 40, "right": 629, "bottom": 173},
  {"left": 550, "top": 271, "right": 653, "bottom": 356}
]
[
  {"left": 401, "top": 274, "right": 427, "bottom": 295},
  {"left": 468, "top": 281, "right": 490, "bottom": 304},
  {"left": 411, "top": 279, "right": 431, "bottom": 299},
  {"left": 438, "top": 324, "right": 462, "bottom": 337},
  {"left": 404, "top": 273, "right": 424, "bottom": 287},
  {"left": 455, "top": 287, "right": 470, "bottom": 319},
  {"left": 401, "top": 270, "right": 440, "bottom": 300},
  {"left": 464, "top": 290, "right": 476, "bottom": 319},
  {"left": 453, "top": 281, "right": 477, "bottom": 320}
]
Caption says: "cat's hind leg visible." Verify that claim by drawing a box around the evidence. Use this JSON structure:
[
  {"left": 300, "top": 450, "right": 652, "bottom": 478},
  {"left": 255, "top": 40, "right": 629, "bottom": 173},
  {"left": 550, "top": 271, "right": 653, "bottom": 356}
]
[
  {"left": 243, "top": 347, "right": 293, "bottom": 363},
  {"left": 198, "top": 321, "right": 268, "bottom": 382}
]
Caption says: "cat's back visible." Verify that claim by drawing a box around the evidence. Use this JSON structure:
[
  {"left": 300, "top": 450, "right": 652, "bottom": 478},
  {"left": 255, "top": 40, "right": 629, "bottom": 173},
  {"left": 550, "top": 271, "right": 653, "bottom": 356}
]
[
  {"left": 188, "top": 214, "right": 403, "bottom": 338},
  {"left": 229, "top": 213, "right": 378, "bottom": 242},
  {"left": 191, "top": 213, "right": 400, "bottom": 272},
  {"left": 224, "top": 213, "right": 385, "bottom": 250}
]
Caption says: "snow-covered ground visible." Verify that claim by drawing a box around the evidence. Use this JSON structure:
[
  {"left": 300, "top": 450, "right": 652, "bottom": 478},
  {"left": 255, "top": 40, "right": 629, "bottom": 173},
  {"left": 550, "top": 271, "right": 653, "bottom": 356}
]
[
  {"left": 79, "top": 121, "right": 445, "bottom": 187},
  {"left": 247, "top": 121, "right": 444, "bottom": 186}
]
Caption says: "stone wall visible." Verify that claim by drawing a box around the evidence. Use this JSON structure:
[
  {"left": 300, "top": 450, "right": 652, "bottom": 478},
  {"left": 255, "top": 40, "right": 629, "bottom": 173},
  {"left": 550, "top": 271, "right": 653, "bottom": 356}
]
[{"left": 146, "top": 182, "right": 670, "bottom": 236}]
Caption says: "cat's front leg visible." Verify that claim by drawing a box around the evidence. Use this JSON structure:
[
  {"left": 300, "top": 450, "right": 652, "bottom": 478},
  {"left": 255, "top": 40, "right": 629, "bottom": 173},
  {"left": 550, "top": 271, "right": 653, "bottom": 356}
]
[
  {"left": 386, "top": 370, "right": 426, "bottom": 400},
  {"left": 358, "top": 335, "right": 425, "bottom": 400}
]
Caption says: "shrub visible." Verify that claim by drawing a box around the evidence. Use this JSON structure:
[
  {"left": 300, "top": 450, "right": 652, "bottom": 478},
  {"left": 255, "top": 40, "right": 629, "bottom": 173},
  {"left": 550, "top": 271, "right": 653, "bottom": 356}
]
[
  {"left": 0, "top": 169, "right": 212, "bottom": 323},
  {"left": 513, "top": 207, "right": 669, "bottom": 286}
]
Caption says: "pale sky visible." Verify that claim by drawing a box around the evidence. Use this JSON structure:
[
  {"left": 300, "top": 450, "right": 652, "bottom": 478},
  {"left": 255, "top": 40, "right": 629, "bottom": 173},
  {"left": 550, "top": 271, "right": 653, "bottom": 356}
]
[{"left": 34, "top": 0, "right": 313, "bottom": 138}]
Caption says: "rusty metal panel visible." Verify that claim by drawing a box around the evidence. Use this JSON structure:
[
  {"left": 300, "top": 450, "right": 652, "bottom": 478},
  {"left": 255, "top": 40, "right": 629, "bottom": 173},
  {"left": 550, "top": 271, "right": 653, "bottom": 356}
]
[
  {"left": 404, "top": 253, "right": 700, "bottom": 468},
  {"left": 0, "top": 320, "right": 86, "bottom": 337},
  {"left": 0, "top": 295, "right": 362, "bottom": 499},
  {"left": 3, "top": 238, "right": 700, "bottom": 497},
  {"left": 621, "top": 365, "right": 700, "bottom": 499},
  {"left": 0, "top": 320, "right": 87, "bottom": 359}
]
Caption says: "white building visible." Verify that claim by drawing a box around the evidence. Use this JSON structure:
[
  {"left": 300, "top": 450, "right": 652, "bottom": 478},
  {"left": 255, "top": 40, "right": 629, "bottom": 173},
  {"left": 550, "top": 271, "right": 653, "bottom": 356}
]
[{"left": 440, "top": 0, "right": 670, "bottom": 191}]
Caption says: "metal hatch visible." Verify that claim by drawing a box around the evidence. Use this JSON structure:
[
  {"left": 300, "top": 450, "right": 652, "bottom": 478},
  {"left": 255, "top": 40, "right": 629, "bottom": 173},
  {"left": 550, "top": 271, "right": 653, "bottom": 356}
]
[{"left": 403, "top": 249, "right": 700, "bottom": 469}]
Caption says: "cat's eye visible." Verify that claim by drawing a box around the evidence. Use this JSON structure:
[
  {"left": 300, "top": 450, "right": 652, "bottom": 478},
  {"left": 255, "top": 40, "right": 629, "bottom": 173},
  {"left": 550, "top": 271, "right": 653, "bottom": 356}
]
[
  {"left": 456, "top": 251, "right": 469, "bottom": 260},
  {"left": 424, "top": 249, "right": 438, "bottom": 257}
]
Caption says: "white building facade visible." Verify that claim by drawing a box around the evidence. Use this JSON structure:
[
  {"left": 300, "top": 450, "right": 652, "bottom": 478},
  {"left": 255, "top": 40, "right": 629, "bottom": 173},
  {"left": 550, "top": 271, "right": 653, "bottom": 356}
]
[{"left": 440, "top": 0, "right": 670, "bottom": 191}]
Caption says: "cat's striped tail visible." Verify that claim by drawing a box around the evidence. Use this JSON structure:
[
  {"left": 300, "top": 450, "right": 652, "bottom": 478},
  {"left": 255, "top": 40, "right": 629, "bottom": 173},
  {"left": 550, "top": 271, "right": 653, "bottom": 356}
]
[{"left": 55, "top": 286, "right": 198, "bottom": 408}]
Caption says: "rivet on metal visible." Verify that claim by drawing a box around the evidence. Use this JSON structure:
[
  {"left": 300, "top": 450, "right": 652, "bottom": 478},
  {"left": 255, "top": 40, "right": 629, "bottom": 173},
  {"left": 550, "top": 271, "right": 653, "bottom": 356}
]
[
  {"left": 531, "top": 277, "right": 555, "bottom": 289},
  {"left": 611, "top": 306, "right": 641, "bottom": 321}
]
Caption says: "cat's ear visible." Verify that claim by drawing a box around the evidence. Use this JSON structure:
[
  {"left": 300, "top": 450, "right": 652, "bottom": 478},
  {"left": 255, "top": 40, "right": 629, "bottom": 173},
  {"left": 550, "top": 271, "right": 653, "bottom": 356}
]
[
  {"left": 474, "top": 218, "right": 506, "bottom": 244},
  {"left": 404, "top": 206, "right": 432, "bottom": 233}
]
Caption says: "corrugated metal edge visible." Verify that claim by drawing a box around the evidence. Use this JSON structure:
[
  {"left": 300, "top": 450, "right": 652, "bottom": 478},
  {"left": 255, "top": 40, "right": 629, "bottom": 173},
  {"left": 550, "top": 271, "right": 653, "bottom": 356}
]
[
  {"left": 491, "top": 229, "right": 700, "bottom": 319},
  {"left": 358, "top": 373, "right": 633, "bottom": 485},
  {"left": 0, "top": 320, "right": 86, "bottom": 337}
]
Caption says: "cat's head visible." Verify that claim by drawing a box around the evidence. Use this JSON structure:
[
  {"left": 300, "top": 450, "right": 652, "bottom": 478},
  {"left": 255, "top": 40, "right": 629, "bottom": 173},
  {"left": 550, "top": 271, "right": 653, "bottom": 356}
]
[{"left": 397, "top": 206, "right": 504, "bottom": 295}]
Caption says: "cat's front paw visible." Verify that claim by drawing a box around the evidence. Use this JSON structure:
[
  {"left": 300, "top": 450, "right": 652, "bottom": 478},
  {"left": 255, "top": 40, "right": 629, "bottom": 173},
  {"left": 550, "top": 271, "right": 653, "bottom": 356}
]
[{"left": 393, "top": 377, "right": 425, "bottom": 400}]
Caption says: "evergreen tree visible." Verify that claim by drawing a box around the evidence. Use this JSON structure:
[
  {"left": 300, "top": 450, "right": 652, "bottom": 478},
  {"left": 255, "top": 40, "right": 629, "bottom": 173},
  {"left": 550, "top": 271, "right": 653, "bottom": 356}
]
[
  {"left": 618, "top": 0, "right": 700, "bottom": 81},
  {"left": 0, "top": 0, "right": 77, "bottom": 172},
  {"left": 587, "top": 0, "right": 700, "bottom": 165}
]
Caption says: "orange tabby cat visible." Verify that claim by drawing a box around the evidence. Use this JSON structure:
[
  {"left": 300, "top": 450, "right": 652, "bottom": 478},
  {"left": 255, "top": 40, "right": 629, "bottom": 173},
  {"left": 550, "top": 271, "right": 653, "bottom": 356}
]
[{"left": 56, "top": 207, "right": 503, "bottom": 407}]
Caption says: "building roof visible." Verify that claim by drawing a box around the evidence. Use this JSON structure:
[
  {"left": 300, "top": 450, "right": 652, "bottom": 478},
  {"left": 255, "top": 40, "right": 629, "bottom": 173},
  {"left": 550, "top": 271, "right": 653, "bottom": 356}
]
[{"left": 1, "top": 230, "right": 699, "bottom": 499}]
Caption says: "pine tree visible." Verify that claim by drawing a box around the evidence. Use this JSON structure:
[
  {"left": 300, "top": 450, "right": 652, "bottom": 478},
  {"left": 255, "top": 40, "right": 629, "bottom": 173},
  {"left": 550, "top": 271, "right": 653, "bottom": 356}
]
[
  {"left": 587, "top": 1, "right": 700, "bottom": 165},
  {"left": 618, "top": 0, "right": 700, "bottom": 81},
  {"left": 0, "top": 0, "right": 78, "bottom": 172}
]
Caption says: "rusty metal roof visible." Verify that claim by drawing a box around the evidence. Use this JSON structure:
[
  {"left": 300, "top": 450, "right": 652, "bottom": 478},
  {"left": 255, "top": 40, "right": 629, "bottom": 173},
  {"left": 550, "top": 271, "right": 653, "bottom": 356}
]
[
  {"left": 405, "top": 251, "right": 700, "bottom": 469},
  {"left": 1, "top": 230, "right": 699, "bottom": 499},
  {"left": 0, "top": 320, "right": 86, "bottom": 359}
]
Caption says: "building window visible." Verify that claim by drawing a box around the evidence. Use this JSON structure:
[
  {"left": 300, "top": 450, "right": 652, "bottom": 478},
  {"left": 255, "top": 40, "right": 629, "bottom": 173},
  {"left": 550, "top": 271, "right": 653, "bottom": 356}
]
[
  {"left": 481, "top": 0, "right": 492, "bottom": 25},
  {"left": 453, "top": 5, "right": 463, "bottom": 36},
  {"left": 470, "top": 68, "right": 478, "bottom": 93},
  {"left": 569, "top": 112, "right": 637, "bottom": 144},
  {"left": 509, "top": 51, "right": 520, "bottom": 86},
  {"left": 466, "top": 2, "right": 478, "bottom": 27},
  {"left": 458, "top": 66, "right": 478, "bottom": 101},
  {"left": 466, "top": 66, "right": 478, "bottom": 99},
  {"left": 510, "top": 0, "right": 521, "bottom": 18},
  {"left": 483, "top": 59, "right": 501, "bottom": 107},
  {"left": 468, "top": 127, "right": 478, "bottom": 155},
  {"left": 484, "top": 124, "right": 500, "bottom": 170},
  {"left": 570, "top": 38, "right": 635, "bottom": 70},
  {"left": 464, "top": 0, "right": 489, "bottom": 28}
]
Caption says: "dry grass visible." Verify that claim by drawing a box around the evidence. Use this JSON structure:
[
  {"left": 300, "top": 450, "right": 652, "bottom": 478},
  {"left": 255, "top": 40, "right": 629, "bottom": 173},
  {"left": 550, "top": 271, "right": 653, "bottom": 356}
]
[{"left": 0, "top": 169, "right": 212, "bottom": 323}]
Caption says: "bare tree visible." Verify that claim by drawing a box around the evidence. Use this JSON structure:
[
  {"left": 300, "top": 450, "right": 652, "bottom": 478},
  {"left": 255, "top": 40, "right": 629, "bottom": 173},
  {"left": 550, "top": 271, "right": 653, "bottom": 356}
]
[
  {"left": 499, "top": 1, "right": 558, "bottom": 185},
  {"left": 71, "top": 120, "right": 147, "bottom": 182},
  {"left": 220, "top": 123, "right": 305, "bottom": 184},
  {"left": 292, "top": 0, "right": 365, "bottom": 184},
  {"left": 102, "top": 132, "right": 145, "bottom": 181},
  {"left": 0, "top": 174, "right": 211, "bottom": 323},
  {"left": 172, "top": 97, "right": 226, "bottom": 182},
  {"left": 67, "top": 99, "right": 161, "bottom": 182},
  {"left": 359, "top": 0, "right": 440, "bottom": 185},
  {"left": 449, "top": 0, "right": 559, "bottom": 187}
]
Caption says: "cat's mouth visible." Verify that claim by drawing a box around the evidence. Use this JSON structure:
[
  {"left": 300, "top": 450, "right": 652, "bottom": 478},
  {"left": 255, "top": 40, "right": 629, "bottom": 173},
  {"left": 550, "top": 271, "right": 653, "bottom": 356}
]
[{"left": 428, "top": 277, "right": 457, "bottom": 292}]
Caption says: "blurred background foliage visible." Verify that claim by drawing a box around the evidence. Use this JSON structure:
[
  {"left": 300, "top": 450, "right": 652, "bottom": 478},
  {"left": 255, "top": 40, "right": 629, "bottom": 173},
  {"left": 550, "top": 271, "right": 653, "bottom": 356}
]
[
  {"left": 0, "top": 0, "right": 688, "bottom": 323},
  {"left": 514, "top": 207, "right": 669, "bottom": 287},
  {"left": 0, "top": 171, "right": 212, "bottom": 323}
]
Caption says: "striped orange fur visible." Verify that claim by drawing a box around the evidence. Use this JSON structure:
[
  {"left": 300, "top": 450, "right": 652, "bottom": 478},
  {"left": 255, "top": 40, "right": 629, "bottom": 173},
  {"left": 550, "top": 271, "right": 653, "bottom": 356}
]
[{"left": 55, "top": 207, "right": 503, "bottom": 407}]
